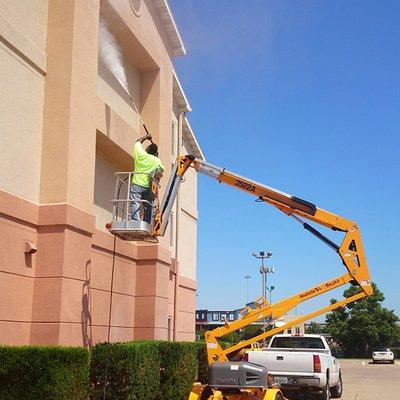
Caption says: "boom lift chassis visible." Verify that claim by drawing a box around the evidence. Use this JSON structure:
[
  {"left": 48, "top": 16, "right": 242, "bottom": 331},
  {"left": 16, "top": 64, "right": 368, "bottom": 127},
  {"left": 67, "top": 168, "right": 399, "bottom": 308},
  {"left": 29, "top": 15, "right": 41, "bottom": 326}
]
[{"left": 109, "top": 155, "right": 373, "bottom": 400}]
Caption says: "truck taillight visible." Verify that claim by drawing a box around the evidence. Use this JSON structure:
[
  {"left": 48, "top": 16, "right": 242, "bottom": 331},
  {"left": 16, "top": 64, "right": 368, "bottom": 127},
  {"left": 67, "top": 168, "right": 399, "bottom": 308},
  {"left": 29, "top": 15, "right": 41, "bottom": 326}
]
[
  {"left": 242, "top": 352, "right": 249, "bottom": 362},
  {"left": 313, "top": 354, "right": 321, "bottom": 373}
]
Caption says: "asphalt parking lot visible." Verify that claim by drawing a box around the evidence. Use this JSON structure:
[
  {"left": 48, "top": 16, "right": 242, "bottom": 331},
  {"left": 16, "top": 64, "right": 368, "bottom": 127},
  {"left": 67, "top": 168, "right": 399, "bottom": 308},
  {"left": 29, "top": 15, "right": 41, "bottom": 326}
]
[
  {"left": 339, "top": 359, "right": 400, "bottom": 400},
  {"left": 283, "top": 359, "right": 400, "bottom": 400}
]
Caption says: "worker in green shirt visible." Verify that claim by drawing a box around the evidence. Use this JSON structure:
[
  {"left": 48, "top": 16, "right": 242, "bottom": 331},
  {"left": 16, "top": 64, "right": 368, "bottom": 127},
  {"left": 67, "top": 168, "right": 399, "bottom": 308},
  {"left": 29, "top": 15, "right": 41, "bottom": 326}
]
[{"left": 131, "top": 133, "right": 165, "bottom": 224}]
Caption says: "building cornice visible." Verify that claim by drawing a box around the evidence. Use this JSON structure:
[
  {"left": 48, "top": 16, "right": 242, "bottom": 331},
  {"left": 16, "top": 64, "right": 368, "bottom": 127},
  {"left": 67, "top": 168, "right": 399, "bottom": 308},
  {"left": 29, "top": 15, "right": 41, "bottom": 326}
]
[
  {"left": 173, "top": 71, "right": 191, "bottom": 113},
  {"left": 172, "top": 71, "right": 204, "bottom": 160},
  {"left": 183, "top": 117, "right": 205, "bottom": 161},
  {"left": 152, "top": 0, "right": 186, "bottom": 57}
]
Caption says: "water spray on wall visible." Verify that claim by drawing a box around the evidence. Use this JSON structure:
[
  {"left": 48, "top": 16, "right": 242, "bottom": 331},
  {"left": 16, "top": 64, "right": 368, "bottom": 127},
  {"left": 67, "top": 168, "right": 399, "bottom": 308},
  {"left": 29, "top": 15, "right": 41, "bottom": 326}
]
[{"left": 99, "top": 18, "right": 153, "bottom": 142}]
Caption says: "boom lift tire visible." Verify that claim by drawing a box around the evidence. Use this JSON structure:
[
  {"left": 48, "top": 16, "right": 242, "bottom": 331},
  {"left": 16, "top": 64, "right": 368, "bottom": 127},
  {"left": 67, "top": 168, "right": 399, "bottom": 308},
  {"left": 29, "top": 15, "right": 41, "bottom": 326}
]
[
  {"left": 188, "top": 385, "right": 285, "bottom": 400},
  {"left": 330, "top": 372, "right": 343, "bottom": 398},
  {"left": 200, "top": 386, "right": 213, "bottom": 400},
  {"left": 263, "top": 389, "right": 285, "bottom": 400}
]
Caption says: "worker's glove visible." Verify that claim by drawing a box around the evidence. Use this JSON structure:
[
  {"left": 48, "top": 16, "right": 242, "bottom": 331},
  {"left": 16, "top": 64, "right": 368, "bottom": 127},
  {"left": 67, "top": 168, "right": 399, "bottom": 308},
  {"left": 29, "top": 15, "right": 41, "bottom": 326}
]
[{"left": 146, "top": 133, "right": 152, "bottom": 141}]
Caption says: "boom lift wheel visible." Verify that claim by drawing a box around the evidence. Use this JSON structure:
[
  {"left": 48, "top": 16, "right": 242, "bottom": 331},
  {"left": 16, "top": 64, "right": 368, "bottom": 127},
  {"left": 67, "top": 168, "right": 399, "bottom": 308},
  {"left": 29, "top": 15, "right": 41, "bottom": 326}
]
[{"left": 199, "top": 386, "right": 213, "bottom": 400}]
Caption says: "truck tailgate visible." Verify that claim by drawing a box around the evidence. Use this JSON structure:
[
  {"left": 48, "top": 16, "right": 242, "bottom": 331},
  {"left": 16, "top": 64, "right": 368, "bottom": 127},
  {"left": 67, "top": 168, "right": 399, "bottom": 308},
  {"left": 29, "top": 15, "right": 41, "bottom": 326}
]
[{"left": 249, "top": 351, "right": 314, "bottom": 374}]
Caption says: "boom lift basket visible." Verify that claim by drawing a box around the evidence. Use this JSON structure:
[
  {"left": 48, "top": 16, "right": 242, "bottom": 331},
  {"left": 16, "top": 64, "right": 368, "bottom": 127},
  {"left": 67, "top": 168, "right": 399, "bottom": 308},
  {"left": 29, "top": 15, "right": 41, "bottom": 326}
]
[
  {"left": 108, "top": 172, "right": 159, "bottom": 241},
  {"left": 107, "top": 157, "right": 191, "bottom": 241}
]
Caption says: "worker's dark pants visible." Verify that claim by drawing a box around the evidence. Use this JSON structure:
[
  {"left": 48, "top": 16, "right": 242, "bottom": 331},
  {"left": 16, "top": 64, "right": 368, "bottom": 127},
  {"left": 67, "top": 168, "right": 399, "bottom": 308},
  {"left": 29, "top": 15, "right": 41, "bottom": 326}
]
[{"left": 130, "top": 184, "right": 152, "bottom": 224}]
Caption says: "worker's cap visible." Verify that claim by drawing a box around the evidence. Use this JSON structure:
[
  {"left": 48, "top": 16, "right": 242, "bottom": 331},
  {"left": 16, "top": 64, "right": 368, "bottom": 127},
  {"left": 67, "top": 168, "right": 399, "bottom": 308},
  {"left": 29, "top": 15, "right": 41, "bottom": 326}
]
[{"left": 146, "top": 143, "right": 158, "bottom": 156}]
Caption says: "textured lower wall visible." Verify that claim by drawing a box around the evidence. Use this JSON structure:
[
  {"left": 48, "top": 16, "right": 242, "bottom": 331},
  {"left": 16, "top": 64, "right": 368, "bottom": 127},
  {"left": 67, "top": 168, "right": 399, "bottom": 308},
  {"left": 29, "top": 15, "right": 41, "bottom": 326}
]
[
  {"left": 177, "top": 277, "right": 196, "bottom": 341},
  {"left": 0, "top": 190, "right": 38, "bottom": 345},
  {"left": 0, "top": 189, "right": 196, "bottom": 346}
]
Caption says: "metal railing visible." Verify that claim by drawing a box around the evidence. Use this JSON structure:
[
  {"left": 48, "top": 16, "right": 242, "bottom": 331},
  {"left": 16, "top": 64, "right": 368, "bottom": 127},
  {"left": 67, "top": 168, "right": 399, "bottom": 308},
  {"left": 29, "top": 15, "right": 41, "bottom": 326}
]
[{"left": 110, "top": 172, "right": 158, "bottom": 229}]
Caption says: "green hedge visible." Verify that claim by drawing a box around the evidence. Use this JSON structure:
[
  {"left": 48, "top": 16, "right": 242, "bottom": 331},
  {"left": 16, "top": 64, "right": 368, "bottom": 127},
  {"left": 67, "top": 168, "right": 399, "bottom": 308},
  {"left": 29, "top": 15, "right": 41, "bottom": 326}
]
[
  {"left": 0, "top": 346, "right": 90, "bottom": 400},
  {"left": 90, "top": 341, "right": 161, "bottom": 400},
  {"left": 158, "top": 342, "right": 198, "bottom": 400},
  {"left": 0, "top": 341, "right": 209, "bottom": 400},
  {"left": 90, "top": 340, "right": 200, "bottom": 400},
  {"left": 194, "top": 342, "right": 209, "bottom": 384}
]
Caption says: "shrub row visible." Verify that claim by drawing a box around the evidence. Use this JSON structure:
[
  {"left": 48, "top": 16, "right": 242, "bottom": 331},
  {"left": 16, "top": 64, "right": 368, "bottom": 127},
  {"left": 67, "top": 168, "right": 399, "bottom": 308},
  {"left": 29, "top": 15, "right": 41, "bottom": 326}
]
[
  {"left": 195, "top": 342, "right": 209, "bottom": 384},
  {"left": 0, "top": 346, "right": 90, "bottom": 400},
  {"left": 90, "top": 341, "right": 205, "bottom": 400},
  {"left": 158, "top": 341, "right": 199, "bottom": 400},
  {"left": 0, "top": 341, "right": 209, "bottom": 400},
  {"left": 90, "top": 341, "right": 160, "bottom": 400}
]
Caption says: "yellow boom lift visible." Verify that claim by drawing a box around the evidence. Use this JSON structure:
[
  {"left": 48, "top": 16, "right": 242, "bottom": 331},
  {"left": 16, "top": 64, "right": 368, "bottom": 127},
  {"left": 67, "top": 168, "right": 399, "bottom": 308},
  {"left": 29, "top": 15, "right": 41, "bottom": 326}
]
[{"left": 109, "top": 155, "right": 373, "bottom": 400}]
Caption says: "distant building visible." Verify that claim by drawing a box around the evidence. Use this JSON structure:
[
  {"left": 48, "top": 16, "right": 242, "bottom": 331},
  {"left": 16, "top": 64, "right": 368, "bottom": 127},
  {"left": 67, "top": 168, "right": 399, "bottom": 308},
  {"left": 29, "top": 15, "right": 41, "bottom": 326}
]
[
  {"left": 274, "top": 315, "right": 305, "bottom": 335},
  {"left": 196, "top": 309, "right": 239, "bottom": 330},
  {"left": 196, "top": 307, "right": 305, "bottom": 336}
]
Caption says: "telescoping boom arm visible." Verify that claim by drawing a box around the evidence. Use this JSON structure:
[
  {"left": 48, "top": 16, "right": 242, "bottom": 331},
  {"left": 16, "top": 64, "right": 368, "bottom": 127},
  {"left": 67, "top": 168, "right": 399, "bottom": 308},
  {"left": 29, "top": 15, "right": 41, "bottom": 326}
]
[{"left": 154, "top": 156, "right": 372, "bottom": 363}]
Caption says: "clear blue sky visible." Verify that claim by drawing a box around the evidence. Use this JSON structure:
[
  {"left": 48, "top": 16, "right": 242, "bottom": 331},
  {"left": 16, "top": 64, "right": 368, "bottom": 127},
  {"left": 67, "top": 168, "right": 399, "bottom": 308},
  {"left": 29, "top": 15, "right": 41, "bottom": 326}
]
[{"left": 169, "top": 1, "right": 400, "bottom": 319}]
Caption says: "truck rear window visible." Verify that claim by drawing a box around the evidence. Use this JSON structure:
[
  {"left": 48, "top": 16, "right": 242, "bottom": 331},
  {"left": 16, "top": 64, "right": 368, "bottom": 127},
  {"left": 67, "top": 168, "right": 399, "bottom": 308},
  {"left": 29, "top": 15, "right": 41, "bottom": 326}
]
[{"left": 270, "top": 337, "right": 325, "bottom": 349}]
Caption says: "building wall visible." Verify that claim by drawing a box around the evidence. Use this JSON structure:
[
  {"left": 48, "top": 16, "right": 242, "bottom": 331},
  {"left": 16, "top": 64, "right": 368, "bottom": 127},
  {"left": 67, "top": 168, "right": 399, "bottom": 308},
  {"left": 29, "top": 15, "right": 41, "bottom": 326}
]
[
  {"left": 0, "top": 0, "right": 48, "bottom": 345},
  {"left": 275, "top": 316, "right": 306, "bottom": 336},
  {"left": 0, "top": 45, "right": 44, "bottom": 203},
  {"left": 97, "top": 10, "right": 142, "bottom": 132},
  {"left": 0, "top": 192, "right": 38, "bottom": 344},
  {"left": 93, "top": 150, "right": 126, "bottom": 232},
  {"left": 0, "top": 0, "right": 200, "bottom": 346},
  {"left": 178, "top": 157, "right": 198, "bottom": 281},
  {"left": 0, "top": 0, "right": 47, "bottom": 203},
  {"left": 0, "top": 0, "right": 48, "bottom": 51}
]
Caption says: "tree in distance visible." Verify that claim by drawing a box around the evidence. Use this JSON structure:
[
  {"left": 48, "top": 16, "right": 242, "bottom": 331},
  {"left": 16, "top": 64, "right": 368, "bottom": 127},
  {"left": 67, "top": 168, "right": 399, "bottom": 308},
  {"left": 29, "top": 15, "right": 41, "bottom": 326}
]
[
  {"left": 325, "top": 283, "right": 400, "bottom": 357},
  {"left": 306, "top": 321, "right": 326, "bottom": 334}
]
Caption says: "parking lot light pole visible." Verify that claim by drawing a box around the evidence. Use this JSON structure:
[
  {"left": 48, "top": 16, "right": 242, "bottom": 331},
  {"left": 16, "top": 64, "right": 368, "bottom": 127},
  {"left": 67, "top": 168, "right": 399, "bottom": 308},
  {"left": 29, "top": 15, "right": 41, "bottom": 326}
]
[
  {"left": 252, "top": 251, "right": 273, "bottom": 341},
  {"left": 266, "top": 285, "right": 275, "bottom": 304},
  {"left": 252, "top": 251, "right": 273, "bottom": 300},
  {"left": 244, "top": 275, "right": 251, "bottom": 304}
]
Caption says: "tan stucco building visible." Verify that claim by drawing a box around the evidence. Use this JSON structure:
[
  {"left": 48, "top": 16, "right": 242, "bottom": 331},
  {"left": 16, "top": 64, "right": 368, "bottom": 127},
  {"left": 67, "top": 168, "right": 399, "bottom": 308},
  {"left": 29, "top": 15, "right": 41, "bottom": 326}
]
[
  {"left": 274, "top": 315, "right": 306, "bottom": 336},
  {"left": 0, "top": 0, "right": 203, "bottom": 346}
]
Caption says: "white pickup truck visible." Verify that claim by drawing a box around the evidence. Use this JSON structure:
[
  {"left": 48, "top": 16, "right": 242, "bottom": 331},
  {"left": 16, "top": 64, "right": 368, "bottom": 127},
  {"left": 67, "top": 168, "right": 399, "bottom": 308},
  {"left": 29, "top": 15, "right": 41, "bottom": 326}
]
[{"left": 243, "top": 334, "right": 342, "bottom": 400}]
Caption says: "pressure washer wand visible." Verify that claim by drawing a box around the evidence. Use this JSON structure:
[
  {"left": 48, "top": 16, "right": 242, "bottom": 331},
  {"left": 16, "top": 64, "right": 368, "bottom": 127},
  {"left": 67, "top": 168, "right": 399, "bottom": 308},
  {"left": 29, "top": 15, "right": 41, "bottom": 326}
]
[
  {"left": 142, "top": 124, "right": 154, "bottom": 144},
  {"left": 115, "top": 76, "right": 154, "bottom": 143}
]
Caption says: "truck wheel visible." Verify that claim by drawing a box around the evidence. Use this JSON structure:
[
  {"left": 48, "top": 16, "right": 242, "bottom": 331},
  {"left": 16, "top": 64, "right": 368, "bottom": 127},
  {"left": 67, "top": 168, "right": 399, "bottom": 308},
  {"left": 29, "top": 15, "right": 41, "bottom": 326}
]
[
  {"left": 330, "top": 373, "right": 343, "bottom": 398},
  {"left": 320, "top": 379, "right": 330, "bottom": 400}
]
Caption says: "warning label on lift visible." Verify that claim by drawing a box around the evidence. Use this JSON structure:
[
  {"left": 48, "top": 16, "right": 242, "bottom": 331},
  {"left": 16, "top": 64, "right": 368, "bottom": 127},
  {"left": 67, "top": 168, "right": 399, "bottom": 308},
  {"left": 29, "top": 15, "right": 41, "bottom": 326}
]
[{"left": 299, "top": 278, "right": 341, "bottom": 299}]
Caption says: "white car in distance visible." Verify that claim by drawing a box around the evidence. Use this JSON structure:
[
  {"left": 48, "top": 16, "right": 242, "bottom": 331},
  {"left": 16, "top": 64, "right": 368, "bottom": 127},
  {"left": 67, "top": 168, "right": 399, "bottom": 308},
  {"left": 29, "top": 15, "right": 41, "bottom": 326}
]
[{"left": 372, "top": 346, "right": 395, "bottom": 364}]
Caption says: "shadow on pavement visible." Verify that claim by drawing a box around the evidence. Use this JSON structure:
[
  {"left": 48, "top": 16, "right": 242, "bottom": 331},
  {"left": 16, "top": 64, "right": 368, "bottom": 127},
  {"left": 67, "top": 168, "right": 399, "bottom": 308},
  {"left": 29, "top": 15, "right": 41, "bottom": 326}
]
[{"left": 282, "top": 391, "right": 320, "bottom": 400}]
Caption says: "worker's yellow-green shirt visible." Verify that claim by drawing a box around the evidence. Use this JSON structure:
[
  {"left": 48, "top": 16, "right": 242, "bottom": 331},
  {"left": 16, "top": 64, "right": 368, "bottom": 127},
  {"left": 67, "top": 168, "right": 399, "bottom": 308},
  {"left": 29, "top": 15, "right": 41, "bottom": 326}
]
[{"left": 132, "top": 142, "right": 165, "bottom": 188}]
